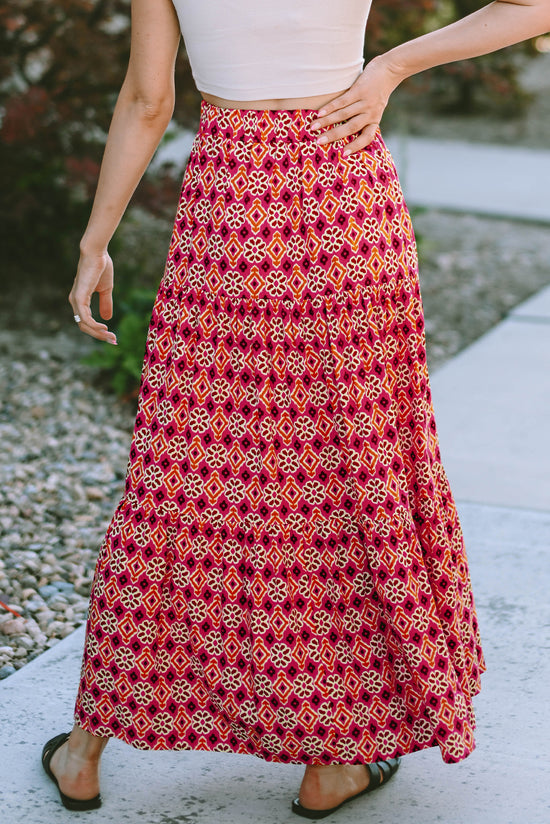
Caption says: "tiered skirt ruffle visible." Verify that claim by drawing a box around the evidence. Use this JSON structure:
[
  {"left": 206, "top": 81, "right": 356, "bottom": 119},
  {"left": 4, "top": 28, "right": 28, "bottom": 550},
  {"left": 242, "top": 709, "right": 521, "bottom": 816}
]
[{"left": 75, "top": 101, "right": 485, "bottom": 764}]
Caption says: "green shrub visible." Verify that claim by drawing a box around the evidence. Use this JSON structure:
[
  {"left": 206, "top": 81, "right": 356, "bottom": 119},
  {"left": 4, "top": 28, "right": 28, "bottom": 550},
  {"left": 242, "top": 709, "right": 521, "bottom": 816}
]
[{"left": 83, "top": 287, "right": 157, "bottom": 400}]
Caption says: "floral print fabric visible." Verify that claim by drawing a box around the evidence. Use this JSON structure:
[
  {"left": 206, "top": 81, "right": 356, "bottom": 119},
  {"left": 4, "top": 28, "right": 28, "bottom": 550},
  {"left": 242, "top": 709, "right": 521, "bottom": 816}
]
[{"left": 74, "top": 101, "right": 485, "bottom": 764}]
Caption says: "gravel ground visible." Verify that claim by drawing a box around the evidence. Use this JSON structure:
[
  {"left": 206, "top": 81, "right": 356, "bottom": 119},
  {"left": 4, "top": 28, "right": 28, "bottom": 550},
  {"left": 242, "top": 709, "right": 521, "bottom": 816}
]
[
  {"left": 415, "top": 211, "right": 550, "bottom": 368},
  {"left": 0, "top": 329, "right": 134, "bottom": 677},
  {"left": 2, "top": 53, "right": 550, "bottom": 678}
]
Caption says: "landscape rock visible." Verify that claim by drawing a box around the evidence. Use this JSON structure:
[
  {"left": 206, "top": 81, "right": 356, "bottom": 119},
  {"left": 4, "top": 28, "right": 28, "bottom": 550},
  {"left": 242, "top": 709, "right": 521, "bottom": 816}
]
[
  {"left": 0, "top": 324, "right": 134, "bottom": 676},
  {"left": 0, "top": 618, "right": 27, "bottom": 636}
]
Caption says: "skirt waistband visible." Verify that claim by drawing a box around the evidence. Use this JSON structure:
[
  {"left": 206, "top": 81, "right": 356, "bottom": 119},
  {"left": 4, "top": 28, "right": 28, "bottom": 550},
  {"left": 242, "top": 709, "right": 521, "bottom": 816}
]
[{"left": 197, "top": 99, "right": 380, "bottom": 146}]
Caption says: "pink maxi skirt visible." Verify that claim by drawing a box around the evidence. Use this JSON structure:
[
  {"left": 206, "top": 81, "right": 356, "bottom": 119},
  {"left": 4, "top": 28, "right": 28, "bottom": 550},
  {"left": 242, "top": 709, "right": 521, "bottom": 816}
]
[{"left": 74, "top": 101, "right": 486, "bottom": 765}]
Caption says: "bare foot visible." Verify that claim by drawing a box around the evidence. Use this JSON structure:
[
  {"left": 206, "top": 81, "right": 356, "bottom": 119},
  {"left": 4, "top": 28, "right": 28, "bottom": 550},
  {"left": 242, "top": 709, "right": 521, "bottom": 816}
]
[
  {"left": 298, "top": 762, "right": 385, "bottom": 811},
  {"left": 48, "top": 724, "right": 109, "bottom": 801}
]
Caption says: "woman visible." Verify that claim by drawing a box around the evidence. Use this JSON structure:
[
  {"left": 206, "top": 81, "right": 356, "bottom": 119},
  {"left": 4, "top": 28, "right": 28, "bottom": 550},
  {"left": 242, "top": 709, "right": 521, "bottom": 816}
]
[{"left": 42, "top": 0, "right": 550, "bottom": 818}]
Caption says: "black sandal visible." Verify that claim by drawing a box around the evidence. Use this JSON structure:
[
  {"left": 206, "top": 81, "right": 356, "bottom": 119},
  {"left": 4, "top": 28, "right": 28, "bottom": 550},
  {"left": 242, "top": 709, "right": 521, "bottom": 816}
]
[
  {"left": 291, "top": 756, "right": 401, "bottom": 819},
  {"left": 42, "top": 732, "right": 102, "bottom": 811}
]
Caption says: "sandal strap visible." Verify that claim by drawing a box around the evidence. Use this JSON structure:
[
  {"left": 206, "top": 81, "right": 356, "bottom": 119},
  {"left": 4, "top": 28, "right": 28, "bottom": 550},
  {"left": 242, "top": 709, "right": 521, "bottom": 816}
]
[
  {"left": 380, "top": 757, "right": 401, "bottom": 780},
  {"left": 42, "top": 732, "right": 70, "bottom": 774},
  {"left": 376, "top": 759, "right": 393, "bottom": 783},
  {"left": 369, "top": 756, "right": 401, "bottom": 789},
  {"left": 365, "top": 761, "right": 383, "bottom": 790}
]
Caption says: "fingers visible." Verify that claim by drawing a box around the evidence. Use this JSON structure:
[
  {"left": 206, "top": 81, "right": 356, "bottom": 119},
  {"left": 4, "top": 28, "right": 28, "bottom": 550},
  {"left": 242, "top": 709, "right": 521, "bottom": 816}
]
[
  {"left": 69, "top": 252, "right": 117, "bottom": 345},
  {"left": 96, "top": 254, "right": 114, "bottom": 322},
  {"left": 315, "top": 112, "right": 371, "bottom": 146},
  {"left": 70, "top": 298, "right": 117, "bottom": 345},
  {"left": 315, "top": 89, "right": 357, "bottom": 120},
  {"left": 310, "top": 95, "right": 381, "bottom": 154},
  {"left": 312, "top": 111, "right": 379, "bottom": 156},
  {"left": 98, "top": 287, "right": 113, "bottom": 321},
  {"left": 342, "top": 124, "right": 380, "bottom": 157},
  {"left": 312, "top": 95, "right": 363, "bottom": 131},
  {"left": 78, "top": 320, "right": 116, "bottom": 344},
  {"left": 310, "top": 63, "right": 392, "bottom": 154}
]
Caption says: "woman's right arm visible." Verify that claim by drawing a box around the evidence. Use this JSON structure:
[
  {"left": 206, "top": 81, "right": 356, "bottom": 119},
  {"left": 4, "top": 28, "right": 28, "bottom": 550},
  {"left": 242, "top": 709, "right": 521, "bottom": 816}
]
[{"left": 69, "top": 0, "right": 181, "bottom": 344}]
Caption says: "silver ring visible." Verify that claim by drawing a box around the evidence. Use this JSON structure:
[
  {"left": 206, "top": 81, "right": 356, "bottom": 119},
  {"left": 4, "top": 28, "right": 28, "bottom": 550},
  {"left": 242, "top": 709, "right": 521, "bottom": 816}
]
[{"left": 74, "top": 314, "right": 81, "bottom": 323}]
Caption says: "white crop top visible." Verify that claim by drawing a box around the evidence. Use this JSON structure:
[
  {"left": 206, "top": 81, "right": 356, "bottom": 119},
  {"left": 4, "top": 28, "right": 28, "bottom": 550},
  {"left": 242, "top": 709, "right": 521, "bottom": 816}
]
[{"left": 171, "top": 1, "right": 373, "bottom": 100}]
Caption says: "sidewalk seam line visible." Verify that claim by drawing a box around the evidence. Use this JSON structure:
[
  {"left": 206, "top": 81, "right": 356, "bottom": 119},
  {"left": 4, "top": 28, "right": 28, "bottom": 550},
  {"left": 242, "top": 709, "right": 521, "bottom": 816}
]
[{"left": 507, "top": 314, "right": 550, "bottom": 326}]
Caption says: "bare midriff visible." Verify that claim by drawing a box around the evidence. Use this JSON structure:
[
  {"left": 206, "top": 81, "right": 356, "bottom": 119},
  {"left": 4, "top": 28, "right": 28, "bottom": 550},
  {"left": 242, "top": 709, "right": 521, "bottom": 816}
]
[{"left": 200, "top": 89, "right": 348, "bottom": 111}]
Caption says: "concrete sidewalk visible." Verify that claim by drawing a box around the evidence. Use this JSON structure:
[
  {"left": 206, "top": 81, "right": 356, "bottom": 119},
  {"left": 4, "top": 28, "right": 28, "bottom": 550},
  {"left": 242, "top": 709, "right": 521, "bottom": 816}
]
[
  {"left": 430, "top": 284, "right": 550, "bottom": 511},
  {"left": 385, "top": 135, "right": 550, "bottom": 222}
]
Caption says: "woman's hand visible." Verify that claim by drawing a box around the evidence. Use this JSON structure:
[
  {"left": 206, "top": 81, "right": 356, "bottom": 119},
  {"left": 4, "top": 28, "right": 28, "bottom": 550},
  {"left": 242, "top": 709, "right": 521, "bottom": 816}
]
[
  {"left": 312, "top": 0, "right": 550, "bottom": 158},
  {"left": 310, "top": 55, "right": 405, "bottom": 155},
  {"left": 68, "top": 250, "right": 117, "bottom": 345}
]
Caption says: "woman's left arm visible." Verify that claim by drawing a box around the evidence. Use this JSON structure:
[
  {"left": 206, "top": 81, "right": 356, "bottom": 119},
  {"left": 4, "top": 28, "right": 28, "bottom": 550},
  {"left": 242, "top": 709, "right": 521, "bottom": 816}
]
[{"left": 312, "top": 0, "right": 550, "bottom": 154}]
